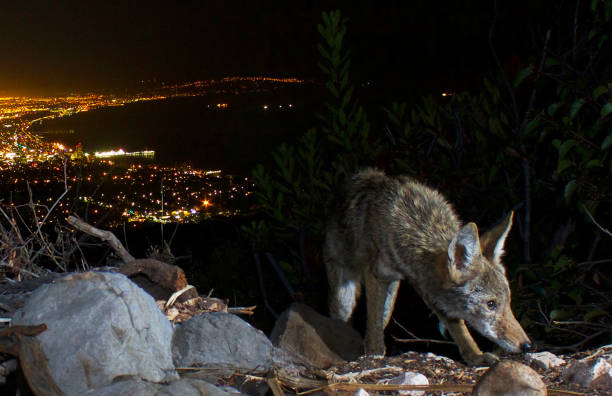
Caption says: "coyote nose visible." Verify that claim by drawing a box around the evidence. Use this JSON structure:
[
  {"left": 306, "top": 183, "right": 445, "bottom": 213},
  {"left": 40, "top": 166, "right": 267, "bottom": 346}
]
[{"left": 520, "top": 342, "right": 532, "bottom": 353}]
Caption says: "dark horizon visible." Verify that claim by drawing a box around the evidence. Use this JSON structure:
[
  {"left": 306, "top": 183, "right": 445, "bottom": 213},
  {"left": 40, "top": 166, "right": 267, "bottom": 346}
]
[{"left": 1, "top": 1, "right": 555, "bottom": 97}]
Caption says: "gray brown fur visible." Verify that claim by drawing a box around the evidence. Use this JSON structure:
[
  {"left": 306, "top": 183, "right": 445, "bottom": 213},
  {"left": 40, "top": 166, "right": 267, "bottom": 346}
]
[{"left": 324, "top": 168, "right": 531, "bottom": 366}]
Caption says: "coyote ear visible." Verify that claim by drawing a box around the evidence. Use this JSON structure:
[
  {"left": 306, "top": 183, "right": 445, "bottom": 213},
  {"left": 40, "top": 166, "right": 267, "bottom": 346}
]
[
  {"left": 481, "top": 212, "right": 513, "bottom": 264},
  {"left": 448, "top": 223, "right": 482, "bottom": 284}
]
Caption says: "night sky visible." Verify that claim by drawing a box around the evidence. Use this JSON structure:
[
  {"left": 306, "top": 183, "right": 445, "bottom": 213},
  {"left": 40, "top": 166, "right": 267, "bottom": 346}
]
[{"left": 1, "top": 1, "right": 553, "bottom": 96}]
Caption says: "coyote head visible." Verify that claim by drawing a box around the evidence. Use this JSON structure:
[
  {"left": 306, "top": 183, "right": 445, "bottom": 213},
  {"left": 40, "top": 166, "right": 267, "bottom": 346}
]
[{"left": 444, "top": 212, "right": 531, "bottom": 353}]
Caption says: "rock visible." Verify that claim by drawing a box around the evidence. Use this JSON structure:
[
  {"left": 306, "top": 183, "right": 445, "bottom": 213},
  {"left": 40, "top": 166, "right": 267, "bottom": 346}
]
[
  {"left": 524, "top": 351, "right": 566, "bottom": 370},
  {"left": 83, "top": 378, "right": 242, "bottom": 396},
  {"left": 173, "top": 312, "right": 274, "bottom": 369},
  {"left": 423, "top": 352, "right": 456, "bottom": 364},
  {"left": 378, "top": 372, "right": 429, "bottom": 396},
  {"left": 472, "top": 360, "right": 546, "bottom": 396},
  {"left": 270, "top": 303, "right": 363, "bottom": 369},
  {"left": 12, "top": 271, "right": 178, "bottom": 396},
  {"left": 173, "top": 312, "right": 276, "bottom": 395},
  {"left": 563, "top": 345, "right": 612, "bottom": 392},
  {"left": 354, "top": 389, "right": 370, "bottom": 396}
]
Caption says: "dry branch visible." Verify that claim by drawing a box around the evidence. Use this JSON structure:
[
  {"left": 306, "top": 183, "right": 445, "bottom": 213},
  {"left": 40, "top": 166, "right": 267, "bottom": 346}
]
[
  {"left": 391, "top": 317, "right": 456, "bottom": 345},
  {"left": 67, "top": 215, "right": 134, "bottom": 263},
  {"left": 228, "top": 306, "right": 256, "bottom": 315},
  {"left": 0, "top": 324, "right": 47, "bottom": 357},
  {"left": 19, "top": 332, "right": 66, "bottom": 396},
  {"left": 582, "top": 204, "right": 612, "bottom": 238}
]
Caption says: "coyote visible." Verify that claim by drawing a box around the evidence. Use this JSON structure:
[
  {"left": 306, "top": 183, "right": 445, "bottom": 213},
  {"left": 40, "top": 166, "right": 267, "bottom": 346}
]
[{"left": 324, "top": 168, "right": 531, "bottom": 366}]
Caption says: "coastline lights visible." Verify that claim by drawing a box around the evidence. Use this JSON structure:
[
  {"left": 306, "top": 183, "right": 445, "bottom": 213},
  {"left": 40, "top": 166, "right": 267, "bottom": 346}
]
[
  {"left": 93, "top": 149, "right": 155, "bottom": 158},
  {"left": 95, "top": 148, "right": 126, "bottom": 158}
]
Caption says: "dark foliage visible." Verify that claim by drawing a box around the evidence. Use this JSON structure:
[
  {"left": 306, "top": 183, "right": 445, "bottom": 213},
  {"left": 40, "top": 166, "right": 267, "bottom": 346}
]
[{"left": 247, "top": 4, "right": 612, "bottom": 351}]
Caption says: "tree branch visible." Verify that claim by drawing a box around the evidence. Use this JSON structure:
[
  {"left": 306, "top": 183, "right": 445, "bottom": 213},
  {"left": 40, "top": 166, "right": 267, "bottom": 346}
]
[{"left": 67, "top": 215, "right": 135, "bottom": 263}]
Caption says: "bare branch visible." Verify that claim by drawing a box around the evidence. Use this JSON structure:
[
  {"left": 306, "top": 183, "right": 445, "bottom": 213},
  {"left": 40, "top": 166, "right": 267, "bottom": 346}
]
[
  {"left": 391, "top": 318, "right": 455, "bottom": 345},
  {"left": 67, "top": 216, "right": 135, "bottom": 263},
  {"left": 582, "top": 204, "right": 612, "bottom": 238}
]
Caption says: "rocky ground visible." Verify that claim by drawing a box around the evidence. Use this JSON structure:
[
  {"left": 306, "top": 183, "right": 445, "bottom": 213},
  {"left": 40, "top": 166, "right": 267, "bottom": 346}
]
[
  {"left": 0, "top": 265, "right": 609, "bottom": 395},
  {"left": 316, "top": 349, "right": 610, "bottom": 395}
]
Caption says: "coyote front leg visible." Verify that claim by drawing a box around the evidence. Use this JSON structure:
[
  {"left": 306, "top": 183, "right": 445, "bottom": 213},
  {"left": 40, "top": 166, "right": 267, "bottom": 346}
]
[
  {"left": 365, "top": 274, "right": 399, "bottom": 356},
  {"left": 437, "top": 313, "right": 500, "bottom": 366}
]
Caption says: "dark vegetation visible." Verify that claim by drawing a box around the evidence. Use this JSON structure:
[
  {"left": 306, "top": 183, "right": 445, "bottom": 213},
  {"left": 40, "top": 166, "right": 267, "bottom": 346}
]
[{"left": 244, "top": 3, "right": 612, "bottom": 353}]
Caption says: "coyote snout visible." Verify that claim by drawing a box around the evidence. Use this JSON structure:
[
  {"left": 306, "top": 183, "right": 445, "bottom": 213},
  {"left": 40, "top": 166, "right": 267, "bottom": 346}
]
[{"left": 324, "top": 168, "right": 531, "bottom": 366}]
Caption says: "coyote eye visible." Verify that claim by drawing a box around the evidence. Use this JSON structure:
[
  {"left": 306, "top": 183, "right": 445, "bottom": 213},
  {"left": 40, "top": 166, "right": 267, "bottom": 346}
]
[{"left": 487, "top": 300, "right": 497, "bottom": 310}]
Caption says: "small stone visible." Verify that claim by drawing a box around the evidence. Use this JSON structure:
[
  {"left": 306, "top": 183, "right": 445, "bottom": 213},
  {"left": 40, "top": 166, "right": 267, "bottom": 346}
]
[
  {"left": 524, "top": 351, "right": 566, "bottom": 369},
  {"left": 378, "top": 372, "right": 429, "bottom": 396},
  {"left": 472, "top": 360, "right": 546, "bottom": 396},
  {"left": 423, "top": 352, "right": 455, "bottom": 364}
]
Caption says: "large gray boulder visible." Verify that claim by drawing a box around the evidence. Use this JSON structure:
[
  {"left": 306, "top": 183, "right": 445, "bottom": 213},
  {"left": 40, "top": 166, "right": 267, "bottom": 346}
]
[
  {"left": 84, "top": 378, "right": 241, "bottom": 396},
  {"left": 12, "top": 271, "right": 178, "bottom": 396},
  {"left": 172, "top": 312, "right": 275, "bottom": 370},
  {"left": 172, "top": 312, "right": 279, "bottom": 396}
]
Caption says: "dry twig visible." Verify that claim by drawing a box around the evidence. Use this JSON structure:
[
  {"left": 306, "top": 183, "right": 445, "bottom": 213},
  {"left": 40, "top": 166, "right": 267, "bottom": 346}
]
[
  {"left": 582, "top": 204, "right": 612, "bottom": 238},
  {"left": 391, "top": 317, "right": 456, "bottom": 345},
  {"left": 67, "top": 215, "right": 134, "bottom": 263}
]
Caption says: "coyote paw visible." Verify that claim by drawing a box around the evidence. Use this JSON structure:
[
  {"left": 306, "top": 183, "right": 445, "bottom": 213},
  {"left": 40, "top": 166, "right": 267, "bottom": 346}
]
[
  {"left": 466, "top": 352, "right": 500, "bottom": 367},
  {"left": 364, "top": 340, "right": 386, "bottom": 357}
]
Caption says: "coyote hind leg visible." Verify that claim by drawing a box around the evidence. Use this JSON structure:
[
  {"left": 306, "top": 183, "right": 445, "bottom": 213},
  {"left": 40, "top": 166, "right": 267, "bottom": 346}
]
[
  {"left": 382, "top": 280, "right": 400, "bottom": 328},
  {"left": 327, "top": 265, "right": 362, "bottom": 323}
]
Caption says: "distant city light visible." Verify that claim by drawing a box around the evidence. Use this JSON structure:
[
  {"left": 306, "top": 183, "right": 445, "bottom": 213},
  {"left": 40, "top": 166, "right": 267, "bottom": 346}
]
[
  {"left": 95, "top": 148, "right": 126, "bottom": 158},
  {"left": 0, "top": 76, "right": 281, "bottom": 224},
  {"left": 93, "top": 149, "right": 155, "bottom": 158}
]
